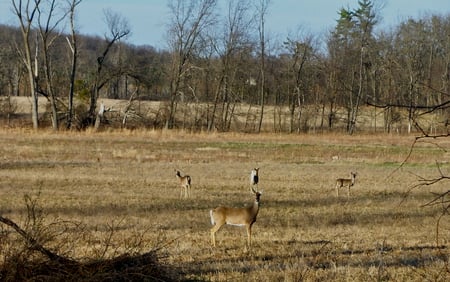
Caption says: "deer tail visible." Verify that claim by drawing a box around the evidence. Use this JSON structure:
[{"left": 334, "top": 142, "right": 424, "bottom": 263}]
[{"left": 210, "top": 209, "right": 215, "bottom": 225}]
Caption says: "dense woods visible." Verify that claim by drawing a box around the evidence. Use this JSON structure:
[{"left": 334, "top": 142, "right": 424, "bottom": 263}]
[{"left": 0, "top": 0, "right": 449, "bottom": 134}]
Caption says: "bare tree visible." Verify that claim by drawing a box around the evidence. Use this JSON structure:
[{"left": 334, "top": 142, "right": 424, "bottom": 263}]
[
  {"left": 165, "top": 0, "right": 217, "bottom": 129},
  {"left": 256, "top": 0, "right": 270, "bottom": 133},
  {"left": 11, "top": 0, "right": 42, "bottom": 129},
  {"left": 65, "top": 0, "right": 82, "bottom": 129},
  {"left": 396, "top": 133, "right": 450, "bottom": 255},
  {"left": 283, "top": 33, "right": 316, "bottom": 133},
  {"left": 208, "top": 0, "right": 253, "bottom": 132},
  {"left": 36, "top": 0, "right": 69, "bottom": 131},
  {"left": 88, "top": 9, "right": 130, "bottom": 128}
]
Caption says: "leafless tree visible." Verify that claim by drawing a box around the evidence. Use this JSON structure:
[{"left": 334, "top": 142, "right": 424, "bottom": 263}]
[
  {"left": 65, "top": 0, "right": 82, "bottom": 129},
  {"left": 397, "top": 133, "right": 450, "bottom": 251},
  {"left": 11, "top": 0, "right": 42, "bottom": 129},
  {"left": 255, "top": 0, "right": 270, "bottom": 133},
  {"left": 283, "top": 32, "right": 317, "bottom": 133},
  {"left": 89, "top": 9, "right": 130, "bottom": 128},
  {"left": 165, "top": 0, "right": 217, "bottom": 129},
  {"left": 207, "top": 0, "right": 253, "bottom": 131},
  {"left": 36, "top": 0, "right": 69, "bottom": 130}
]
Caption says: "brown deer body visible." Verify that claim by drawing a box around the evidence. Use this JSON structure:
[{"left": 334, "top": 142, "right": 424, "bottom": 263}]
[
  {"left": 175, "top": 170, "right": 191, "bottom": 198},
  {"left": 335, "top": 172, "right": 357, "bottom": 197},
  {"left": 210, "top": 187, "right": 261, "bottom": 248}
]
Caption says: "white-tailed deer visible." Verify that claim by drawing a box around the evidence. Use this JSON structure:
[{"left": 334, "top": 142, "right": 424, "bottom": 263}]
[
  {"left": 250, "top": 168, "right": 259, "bottom": 192},
  {"left": 175, "top": 170, "right": 191, "bottom": 198},
  {"left": 210, "top": 187, "right": 262, "bottom": 248},
  {"left": 335, "top": 171, "right": 357, "bottom": 197}
]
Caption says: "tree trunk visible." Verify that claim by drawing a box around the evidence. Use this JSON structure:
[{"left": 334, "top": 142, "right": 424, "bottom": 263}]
[
  {"left": 348, "top": 48, "right": 364, "bottom": 135},
  {"left": 66, "top": 0, "right": 81, "bottom": 130}
]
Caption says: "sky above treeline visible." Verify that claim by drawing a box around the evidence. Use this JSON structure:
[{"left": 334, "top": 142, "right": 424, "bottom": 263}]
[{"left": 1, "top": 0, "right": 449, "bottom": 49}]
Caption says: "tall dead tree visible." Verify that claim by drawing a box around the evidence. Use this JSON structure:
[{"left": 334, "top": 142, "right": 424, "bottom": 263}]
[
  {"left": 11, "top": 0, "right": 42, "bottom": 129},
  {"left": 256, "top": 0, "right": 269, "bottom": 133},
  {"left": 65, "top": 0, "right": 82, "bottom": 129}
]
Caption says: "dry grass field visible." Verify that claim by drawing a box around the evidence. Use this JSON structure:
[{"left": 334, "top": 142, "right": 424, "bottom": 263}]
[{"left": 0, "top": 129, "right": 449, "bottom": 281}]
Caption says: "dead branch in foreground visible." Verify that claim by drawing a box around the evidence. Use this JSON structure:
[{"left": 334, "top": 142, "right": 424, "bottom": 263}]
[
  {"left": 0, "top": 215, "right": 179, "bottom": 281},
  {"left": 0, "top": 215, "right": 73, "bottom": 264}
]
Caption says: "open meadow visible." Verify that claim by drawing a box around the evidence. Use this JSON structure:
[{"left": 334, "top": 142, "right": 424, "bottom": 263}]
[{"left": 0, "top": 129, "right": 449, "bottom": 281}]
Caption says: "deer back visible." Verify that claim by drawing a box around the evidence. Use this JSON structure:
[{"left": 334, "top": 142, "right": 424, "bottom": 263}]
[{"left": 213, "top": 197, "right": 260, "bottom": 226}]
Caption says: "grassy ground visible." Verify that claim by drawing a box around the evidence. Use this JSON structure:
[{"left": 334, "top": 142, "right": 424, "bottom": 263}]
[{"left": 0, "top": 129, "right": 448, "bottom": 281}]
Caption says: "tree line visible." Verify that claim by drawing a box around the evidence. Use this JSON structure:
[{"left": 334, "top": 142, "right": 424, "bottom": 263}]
[{"left": 0, "top": 0, "right": 449, "bottom": 135}]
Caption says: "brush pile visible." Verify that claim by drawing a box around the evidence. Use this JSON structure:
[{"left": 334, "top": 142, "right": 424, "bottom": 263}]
[{"left": 0, "top": 215, "right": 180, "bottom": 281}]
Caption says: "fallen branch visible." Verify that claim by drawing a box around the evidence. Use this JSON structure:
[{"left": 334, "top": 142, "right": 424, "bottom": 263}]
[{"left": 0, "top": 215, "right": 74, "bottom": 264}]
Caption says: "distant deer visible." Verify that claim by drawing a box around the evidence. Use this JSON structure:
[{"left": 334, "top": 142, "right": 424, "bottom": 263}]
[
  {"left": 175, "top": 170, "right": 191, "bottom": 198},
  {"left": 250, "top": 168, "right": 259, "bottom": 192},
  {"left": 210, "top": 187, "right": 262, "bottom": 249},
  {"left": 335, "top": 171, "right": 357, "bottom": 197}
]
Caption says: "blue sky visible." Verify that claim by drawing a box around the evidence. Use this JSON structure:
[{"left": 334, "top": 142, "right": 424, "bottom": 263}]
[{"left": 1, "top": 0, "right": 450, "bottom": 49}]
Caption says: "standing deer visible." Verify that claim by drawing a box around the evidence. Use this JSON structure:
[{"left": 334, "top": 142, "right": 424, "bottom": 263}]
[
  {"left": 175, "top": 170, "right": 191, "bottom": 198},
  {"left": 335, "top": 171, "right": 357, "bottom": 197},
  {"left": 250, "top": 168, "right": 259, "bottom": 192},
  {"left": 210, "top": 187, "right": 262, "bottom": 249}
]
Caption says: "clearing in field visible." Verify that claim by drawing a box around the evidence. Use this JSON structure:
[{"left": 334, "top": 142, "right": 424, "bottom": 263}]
[{"left": 0, "top": 129, "right": 448, "bottom": 281}]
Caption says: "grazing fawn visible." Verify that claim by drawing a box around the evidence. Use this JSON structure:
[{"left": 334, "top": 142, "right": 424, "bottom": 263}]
[
  {"left": 335, "top": 171, "right": 357, "bottom": 197},
  {"left": 210, "top": 187, "right": 262, "bottom": 249},
  {"left": 175, "top": 170, "right": 191, "bottom": 198}
]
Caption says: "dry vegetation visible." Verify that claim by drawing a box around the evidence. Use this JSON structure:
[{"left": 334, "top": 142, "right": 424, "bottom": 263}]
[
  {"left": 0, "top": 129, "right": 449, "bottom": 281},
  {"left": 6, "top": 96, "right": 447, "bottom": 134}
]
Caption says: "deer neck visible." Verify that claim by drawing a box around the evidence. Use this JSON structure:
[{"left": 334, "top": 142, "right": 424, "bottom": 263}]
[{"left": 252, "top": 199, "right": 260, "bottom": 214}]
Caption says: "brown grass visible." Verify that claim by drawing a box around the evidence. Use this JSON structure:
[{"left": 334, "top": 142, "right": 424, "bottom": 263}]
[{"left": 0, "top": 129, "right": 449, "bottom": 281}]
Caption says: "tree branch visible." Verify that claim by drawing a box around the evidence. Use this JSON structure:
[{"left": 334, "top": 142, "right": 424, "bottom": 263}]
[{"left": 0, "top": 215, "right": 74, "bottom": 263}]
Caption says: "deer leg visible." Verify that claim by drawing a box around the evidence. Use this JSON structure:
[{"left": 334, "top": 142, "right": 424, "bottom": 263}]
[
  {"left": 210, "top": 229, "right": 216, "bottom": 246},
  {"left": 210, "top": 224, "right": 223, "bottom": 247},
  {"left": 246, "top": 225, "right": 252, "bottom": 247}
]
